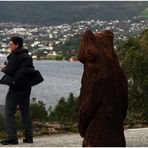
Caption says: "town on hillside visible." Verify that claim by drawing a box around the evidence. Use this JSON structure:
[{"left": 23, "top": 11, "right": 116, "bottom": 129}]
[{"left": 0, "top": 17, "right": 147, "bottom": 60}]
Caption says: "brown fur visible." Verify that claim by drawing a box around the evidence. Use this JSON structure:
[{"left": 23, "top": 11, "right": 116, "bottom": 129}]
[{"left": 78, "top": 30, "right": 128, "bottom": 147}]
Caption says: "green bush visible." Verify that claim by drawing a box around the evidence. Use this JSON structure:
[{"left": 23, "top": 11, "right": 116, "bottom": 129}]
[
  {"left": 48, "top": 93, "right": 79, "bottom": 124},
  {"left": 31, "top": 98, "right": 48, "bottom": 122}
]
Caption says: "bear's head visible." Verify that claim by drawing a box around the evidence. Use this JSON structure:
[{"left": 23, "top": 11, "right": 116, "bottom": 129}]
[{"left": 78, "top": 29, "right": 115, "bottom": 64}]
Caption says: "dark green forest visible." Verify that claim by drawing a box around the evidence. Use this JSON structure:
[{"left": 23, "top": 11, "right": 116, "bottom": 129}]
[{"left": 0, "top": 1, "right": 147, "bottom": 25}]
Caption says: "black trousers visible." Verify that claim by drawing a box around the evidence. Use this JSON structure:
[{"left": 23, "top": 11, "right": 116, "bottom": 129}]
[{"left": 4, "top": 87, "right": 32, "bottom": 140}]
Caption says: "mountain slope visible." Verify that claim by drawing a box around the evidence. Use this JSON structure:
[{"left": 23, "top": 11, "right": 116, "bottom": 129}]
[
  {"left": 139, "top": 7, "right": 148, "bottom": 18},
  {"left": 0, "top": 1, "right": 147, "bottom": 25}
]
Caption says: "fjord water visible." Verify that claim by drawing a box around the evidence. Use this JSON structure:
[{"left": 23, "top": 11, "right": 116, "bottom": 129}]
[{"left": 0, "top": 57, "right": 83, "bottom": 108}]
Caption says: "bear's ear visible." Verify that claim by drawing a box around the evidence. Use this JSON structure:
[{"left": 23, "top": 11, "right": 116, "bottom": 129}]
[
  {"left": 84, "top": 30, "right": 94, "bottom": 36},
  {"left": 104, "top": 29, "right": 113, "bottom": 35},
  {"left": 83, "top": 30, "right": 95, "bottom": 41},
  {"left": 103, "top": 29, "right": 114, "bottom": 40}
]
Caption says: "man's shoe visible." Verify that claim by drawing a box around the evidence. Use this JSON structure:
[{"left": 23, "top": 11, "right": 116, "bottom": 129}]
[
  {"left": 1, "top": 139, "right": 18, "bottom": 145},
  {"left": 23, "top": 137, "right": 33, "bottom": 143}
]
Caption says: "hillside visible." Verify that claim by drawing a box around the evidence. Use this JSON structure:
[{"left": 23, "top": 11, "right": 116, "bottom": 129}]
[
  {"left": 0, "top": 1, "right": 147, "bottom": 25},
  {"left": 139, "top": 7, "right": 148, "bottom": 18}
]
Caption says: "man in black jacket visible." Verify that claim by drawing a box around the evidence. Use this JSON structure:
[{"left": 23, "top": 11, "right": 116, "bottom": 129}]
[{"left": 0, "top": 36, "right": 33, "bottom": 145}]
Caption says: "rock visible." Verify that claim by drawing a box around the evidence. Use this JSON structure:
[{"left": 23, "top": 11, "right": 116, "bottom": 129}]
[{"left": 48, "top": 123, "right": 63, "bottom": 129}]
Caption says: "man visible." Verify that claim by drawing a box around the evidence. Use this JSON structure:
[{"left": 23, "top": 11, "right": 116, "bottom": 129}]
[{"left": 0, "top": 36, "right": 33, "bottom": 145}]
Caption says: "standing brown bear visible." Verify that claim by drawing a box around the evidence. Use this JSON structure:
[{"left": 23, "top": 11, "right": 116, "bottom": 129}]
[{"left": 78, "top": 30, "right": 128, "bottom": 147}]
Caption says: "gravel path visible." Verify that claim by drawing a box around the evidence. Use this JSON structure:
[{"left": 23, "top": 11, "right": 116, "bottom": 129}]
[{"left": 0, "top": 128, "right": 148, "bottom": 147}]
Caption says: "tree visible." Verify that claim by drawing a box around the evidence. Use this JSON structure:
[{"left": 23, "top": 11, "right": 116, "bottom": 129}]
[
  {"left": 48, "top": 93, "right": 78, "bottom": 124},
  {"left": 117, "top": 29, "right": 148, "bottom": 122},
  {"left": 31, "top": 98, "right": 48, "bottom": 122}
]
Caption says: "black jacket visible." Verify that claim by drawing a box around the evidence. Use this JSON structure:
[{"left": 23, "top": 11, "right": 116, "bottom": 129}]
[
  {"left": 2, "top": 48, "right": 34, "bottom": 75},
  {"left": 1, "top": 48, "right": 34, "bottom": 89}
]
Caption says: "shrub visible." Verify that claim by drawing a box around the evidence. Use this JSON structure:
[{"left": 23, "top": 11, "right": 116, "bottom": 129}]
[
  {"left": 48, "top": 93, "right": 79, "bottom": 124},
  {"left": 31, "top": 97, "right": 48, "bottom": 122},
  {"left": 117, "top": 29, "right": 148, "bottom": 122}
]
